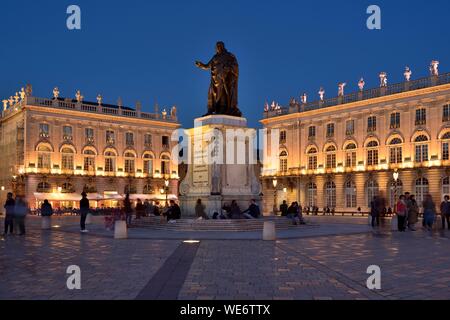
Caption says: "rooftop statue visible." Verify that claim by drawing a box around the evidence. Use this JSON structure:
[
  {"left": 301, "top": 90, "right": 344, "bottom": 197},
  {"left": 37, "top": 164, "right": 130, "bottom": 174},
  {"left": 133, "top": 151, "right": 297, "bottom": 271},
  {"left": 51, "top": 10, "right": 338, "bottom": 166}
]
[{"left": 195, "top": 41, "right": 242, "bottom": 117}]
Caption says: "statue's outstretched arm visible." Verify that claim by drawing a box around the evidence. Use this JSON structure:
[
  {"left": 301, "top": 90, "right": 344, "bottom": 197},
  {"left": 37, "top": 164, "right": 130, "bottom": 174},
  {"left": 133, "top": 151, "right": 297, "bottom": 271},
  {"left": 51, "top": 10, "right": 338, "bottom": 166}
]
[{"left": 195, "top": 58, "right": 212, "bottom": 70}]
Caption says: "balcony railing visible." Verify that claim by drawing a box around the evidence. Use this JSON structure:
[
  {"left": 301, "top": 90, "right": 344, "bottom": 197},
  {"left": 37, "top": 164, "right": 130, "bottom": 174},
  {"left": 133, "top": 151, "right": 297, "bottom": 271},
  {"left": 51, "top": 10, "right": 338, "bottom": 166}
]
[
  {"left": 263, "top": 72, "right": 450, "bottom": 119},
  {"left": 6, "top": 96, "right": 178, "bottom": 123}
]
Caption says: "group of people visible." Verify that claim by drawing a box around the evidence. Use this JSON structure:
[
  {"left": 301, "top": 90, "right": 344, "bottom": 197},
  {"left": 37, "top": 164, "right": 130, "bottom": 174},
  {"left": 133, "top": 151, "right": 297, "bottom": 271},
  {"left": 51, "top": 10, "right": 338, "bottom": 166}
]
[
  {"left": 279, "top": 201, "right": 306, "bottom": 225},
  {"left": 370, "top": 192, "right": 450, "bottom": 232},
  {"left": 195, "top": 199, "right": 261, "bottom": 220},
  {"left": 3, "top": 193, "right": 29, "bottom": 236}
]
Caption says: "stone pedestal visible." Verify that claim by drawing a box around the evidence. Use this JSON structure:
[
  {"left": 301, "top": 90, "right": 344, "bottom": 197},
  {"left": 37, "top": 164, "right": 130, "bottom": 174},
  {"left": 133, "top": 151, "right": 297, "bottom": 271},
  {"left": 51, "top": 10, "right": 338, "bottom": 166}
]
[
  {"left": 263, "top": 221, "right": 276, "bottom": 241},
  {"left": 114, "top": 221, "right": 128, "bottom": 239},
  {"left": 179, "top": 115, "right": 262, "bottom": 217}
]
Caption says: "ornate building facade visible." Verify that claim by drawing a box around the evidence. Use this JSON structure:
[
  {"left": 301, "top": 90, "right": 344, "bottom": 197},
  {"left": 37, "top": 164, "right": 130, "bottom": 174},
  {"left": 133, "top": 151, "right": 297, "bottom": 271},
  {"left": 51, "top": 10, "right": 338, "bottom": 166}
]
[
  {"left": 0, "top": 86, "right": 180, "bottom": 209},
  {"left": 260, "top": 65, "right": 450, "bottom": 214}
]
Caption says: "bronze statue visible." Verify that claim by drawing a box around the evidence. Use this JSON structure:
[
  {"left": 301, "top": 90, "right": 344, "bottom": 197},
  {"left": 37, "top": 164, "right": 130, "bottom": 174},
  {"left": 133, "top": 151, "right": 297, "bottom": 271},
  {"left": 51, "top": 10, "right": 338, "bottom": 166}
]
[{"left": 195, "top": 41, "right": 242, "bottom": 117}]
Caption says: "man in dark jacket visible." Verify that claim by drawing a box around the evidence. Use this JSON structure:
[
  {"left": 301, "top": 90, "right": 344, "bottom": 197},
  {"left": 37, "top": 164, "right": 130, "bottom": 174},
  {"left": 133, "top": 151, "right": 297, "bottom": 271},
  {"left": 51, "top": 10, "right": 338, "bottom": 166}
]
[
  {"left": 279, "top": 200, "right": 288, "bottom": 217},
  {"left": 167, "top": 200, "right": 181, "bottom": 222},
  {"left": 3, "top": 192, "right": 15, "bottom": 235},
  {"left": 243, "top": 199, "right": 261, "bottom": 219},
  {"left": 440, "top": 195, "right": 450, "bottom": 230},
  {"left": 79, "top": 192, "right": 90, "bottom": 233}
]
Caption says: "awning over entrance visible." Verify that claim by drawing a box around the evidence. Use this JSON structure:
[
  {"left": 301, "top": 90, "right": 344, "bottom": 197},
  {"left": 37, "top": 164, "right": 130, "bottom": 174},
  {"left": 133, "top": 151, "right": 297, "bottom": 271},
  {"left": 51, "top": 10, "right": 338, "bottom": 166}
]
[{"left": 33, "top": 193, "right": 178, "bottom": 202}]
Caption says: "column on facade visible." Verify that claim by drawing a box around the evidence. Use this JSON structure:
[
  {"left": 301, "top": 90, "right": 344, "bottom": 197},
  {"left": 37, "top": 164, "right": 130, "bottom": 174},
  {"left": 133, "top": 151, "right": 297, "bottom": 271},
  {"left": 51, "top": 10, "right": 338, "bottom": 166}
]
[
  {"left": 315, "top": 175, "right": 325, "bottom": 209},
  {"left": 335, "top": 173, "right": 345, "bottom": 210},
  {"left": 427, "top": 168, "right": 442, "bottom": 202},
  {"left": 354, "top": 172, "right": 366, "bottom": 210}
]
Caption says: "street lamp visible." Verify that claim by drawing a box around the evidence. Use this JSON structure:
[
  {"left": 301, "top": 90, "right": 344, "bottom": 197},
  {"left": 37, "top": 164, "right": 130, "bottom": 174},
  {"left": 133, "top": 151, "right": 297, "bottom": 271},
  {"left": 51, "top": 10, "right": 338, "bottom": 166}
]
[
  {"left": 393, "top": 170, "right": 399, "bottom": 208},
  {"left": 164, "top": 179, "right": 170, "bottom": 206},
  {"left": 272, "top": 178, "right": 278, "bottom": 216}
]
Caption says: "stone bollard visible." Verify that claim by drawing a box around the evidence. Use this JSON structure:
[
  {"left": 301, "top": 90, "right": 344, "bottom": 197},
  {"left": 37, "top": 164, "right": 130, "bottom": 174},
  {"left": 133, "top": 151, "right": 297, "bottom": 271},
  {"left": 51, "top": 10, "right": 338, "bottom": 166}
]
[
  {"left": 85, "top": 213, "right": 93, "bottom": 225},
  {"left": 41, "top": 216, "right": 51, "bottom": 230},
  {"left": 114, "top": 221, "right": 128, "bottom": 239},
  {"left": 263, "top": 221, "right": 276, "bottom": 241}
]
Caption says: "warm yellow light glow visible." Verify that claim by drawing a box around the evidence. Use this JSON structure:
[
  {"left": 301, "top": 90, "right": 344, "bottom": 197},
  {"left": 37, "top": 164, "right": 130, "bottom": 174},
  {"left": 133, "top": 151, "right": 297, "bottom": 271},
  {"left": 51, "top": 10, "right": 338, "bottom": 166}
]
[
  {"left": 164, "top": 179, "right": 170, "bottom": 187},
  {"left": 272, "top": 178, "right": 278, "bottom": 188},
  {"left": 393, "top": 171, "right": 399, "bottom": 181},
  {"left": 283, "top": 187, "right": 287, "bottom": 193},
  {"left": 183, "top": 240, "right": 200, "bottom": 244},
  {"left": 57, "top": 187, "right": 62, "bottom": 193},
  {"left": 1, "top": 186, "right": 5, "bottom": 191}
]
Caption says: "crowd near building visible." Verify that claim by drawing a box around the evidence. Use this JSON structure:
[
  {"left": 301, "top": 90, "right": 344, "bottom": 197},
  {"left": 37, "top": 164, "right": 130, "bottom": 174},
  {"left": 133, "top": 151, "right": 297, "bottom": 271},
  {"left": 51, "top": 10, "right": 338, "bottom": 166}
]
[
  {"left": 260, "top": 61, "right": 450, "bottom": 215},
  {"left": 0, "top": 86, "right": 180, "bottom": 210}
]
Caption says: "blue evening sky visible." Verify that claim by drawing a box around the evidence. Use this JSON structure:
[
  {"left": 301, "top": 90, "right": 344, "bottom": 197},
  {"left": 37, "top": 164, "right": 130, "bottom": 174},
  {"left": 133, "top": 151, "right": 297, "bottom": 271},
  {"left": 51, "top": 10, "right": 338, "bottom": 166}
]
[{"left": 1, "top": 0, "right": 449, "bottom": 128}]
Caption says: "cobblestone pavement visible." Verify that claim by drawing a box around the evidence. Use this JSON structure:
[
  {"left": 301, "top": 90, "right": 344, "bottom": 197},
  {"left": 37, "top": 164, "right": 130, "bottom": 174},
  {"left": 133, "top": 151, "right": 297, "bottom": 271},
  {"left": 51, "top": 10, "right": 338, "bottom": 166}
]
[{"left": 1, "top": 217, "right": 450, "bottom": 300}]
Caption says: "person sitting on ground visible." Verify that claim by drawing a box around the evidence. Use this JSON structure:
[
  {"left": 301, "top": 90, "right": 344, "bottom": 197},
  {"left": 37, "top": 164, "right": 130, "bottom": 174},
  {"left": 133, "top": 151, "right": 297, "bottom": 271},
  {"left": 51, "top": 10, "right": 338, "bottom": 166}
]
[
  {"left": 222, "top": 203, "right": 232, "bottom": 219},
  {"left": 167, "top": 200, "right": 181, "bottom": 223},
  {"left": 242, "top": 199, "right": 261, "bottom": 219},
  {"left": 195, "top": 199, "right": 209, "bottom": 220},
  {"left": 279, "top": 200, "right": 288, "bottom": 217},
  {"left": 230, "top": 200, "right": 242, "bottom": 219}
]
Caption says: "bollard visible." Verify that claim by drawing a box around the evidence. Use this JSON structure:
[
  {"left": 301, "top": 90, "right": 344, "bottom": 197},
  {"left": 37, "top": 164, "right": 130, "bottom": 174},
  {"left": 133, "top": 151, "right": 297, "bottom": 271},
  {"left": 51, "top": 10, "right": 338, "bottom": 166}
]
[
  {"left": 114, "top": 221, "right": 128, "bottom": 239},
  {"left": 263, "top": 221, "right": 276, "bottom": 241},
  {"left": 391, "top": 216, "right": 398, "bottom": 231},
  {"left": 41, "top": 216, "right": 51, "bottom": 230},
  {"left": 85, "top": 213, "right": 93, "bottom": 225}
]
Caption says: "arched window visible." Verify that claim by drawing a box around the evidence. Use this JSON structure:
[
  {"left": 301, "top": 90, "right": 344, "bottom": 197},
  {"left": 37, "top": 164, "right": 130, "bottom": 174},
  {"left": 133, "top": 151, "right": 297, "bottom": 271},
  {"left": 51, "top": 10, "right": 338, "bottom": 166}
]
[
  {"left": 366, "top": 179, "right": 379, "bottom": 206},
  {"left": 415, "top": 178, "right": 429, "bottom": 205},
  {"left": 61, "top": 147, "right": 74, "bottom": 170},
  {"left": 83, "top": 149, "right": 96, "bottom": 172},
  {"left": 143, "top": 184, "right": 154, "bottom": 194},
  {"left": 104, "top": 151, "right": 116, "bottom": 172},
  {"left": 389, "top": 179, "right": 403, "bottom": 207},
  {"left": 325, "top": 181, "right": 336, "bottom": 208},
  {"left": 345, "top": 143, "right": 357, "bottom": 168},
  {"left": 279, "top": 151, "right": 288, "bottom": 173},
  {"left": 307, "top": 182, "right": 317, "bottom": 207},
  {"left": 143, "top": 153, "right": 154, "bottom": 176},
  {"left": 279, "top": 130, "right": 287, "bottom": 144},
  {"left": 124, "top": 152, "right": 136, "bottom": 174},
  {"left": 345, "top": 180, "right": 357, "bottom": 208},
  {"left": 442, "top": 132, "right": 450, "bottom": 161},
  {"left": 161, "top": 154, "right": 171, "bottom": 175},
  {"left": 389, "top": 138, "right": 403, "bottom": 164},
  {"left": 443, "top": 177, "right": 450, "bottom": 200},
  {"left": 61, "top": 182, "right": 74, "bottom": 193},
  {"left": 325, "top": 145, "right": 336, "bottom": 169},
  {"left": 307, "top": 148, "right": 318, "bottom": 170},
  {"left": 37, "top": 145, "right": 51, "bottom": 169},
  {"left": 366, "top": 141, "right": 379, "bottom": 166},
  {"left": 414, "top": 135, "right": 429, "bottom": 162},
  {"left": 37, "top": 182, "right": 51, "bottom": 193},
  {"left": 83, "top": 183, "right": 97, "bottom": 194}
]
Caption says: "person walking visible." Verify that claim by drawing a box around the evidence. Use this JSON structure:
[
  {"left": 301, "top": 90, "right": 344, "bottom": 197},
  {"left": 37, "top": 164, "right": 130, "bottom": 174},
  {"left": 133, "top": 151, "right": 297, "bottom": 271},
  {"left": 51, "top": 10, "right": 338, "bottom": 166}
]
[
  {"left": 396, "top": 195, "right": 408, "bottom": 232},
  {"left": 408, "top": 195, "right": 419, "bottom": 231},
  {"left": 242, "top": 199, "right": 261, "bottom": 219},
  {"left": 423, "top": 194, "right": 437, "bottom": 231},
  {"left": 79, "top": 192, "right": 90, "bottom": 233},
  {"left": 124, "top": 193, "right": 133, "bottom": 226},
  {"left": 41, "top": 199, "right": 53, "bottom": 217},
  {"left": 3, "top": 192, "right": 15, "bottom": 235},
  {"left": 195, "top": 199, "right": 209, "bottom": 220},
  {"left": 14, "top": 196, "right": 28, "bottom": 235},
  {"left": 370, "top": 196, "right": 380, "bottom": 228},
  {"left": 135, "top": 199, "right": 144, "bottom": 220},
  {"left": 440, "top": 195, "right": 450, "bottom": 230},
  {"left": 279, "top": 200, "right": 288, "bottom": 217}
]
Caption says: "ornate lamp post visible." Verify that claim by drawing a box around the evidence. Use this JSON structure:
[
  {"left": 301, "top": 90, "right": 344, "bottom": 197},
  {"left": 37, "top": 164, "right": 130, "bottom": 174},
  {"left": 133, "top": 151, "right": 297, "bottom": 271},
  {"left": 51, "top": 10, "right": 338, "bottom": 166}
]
[
  {"left": 272, "top": 178, "right": 278, "bottom": 216},
  {"left": 393, "top": 170, "right": 399, "bottom": 210},
  {"left": 164, "top": 178, "right": 170, "bottom": 206}
]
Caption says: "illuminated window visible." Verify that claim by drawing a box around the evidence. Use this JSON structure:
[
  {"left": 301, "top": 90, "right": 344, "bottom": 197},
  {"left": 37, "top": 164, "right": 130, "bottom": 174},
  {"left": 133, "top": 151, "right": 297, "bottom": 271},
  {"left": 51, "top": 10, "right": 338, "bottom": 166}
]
[
  {"left": 415, "top": 178, "right": 429, "bottom": 205},
  {"left": 345, "top": 180, "right": 357, "bottom": 208},
  {"left": 415, "top": 108, "right": 426, "bottom": 126},
  {"left": 125, "top": 132, "right": 134, "bottom": 146},
  {"left": 325, "top": 145, "right": 336, "bottom": 169},
  {"left": 37, "top": 145, "right": 51, "bottom": 169},
  {"left": 366, "top": 141, "right": 379, "bottom": 166},
  {"left": 307, "top": 182, "right": 317, "bottom": 207},
  {"left": 124, "top": 152, "right": 136, "bottom": 174},
  {"left": 390, "top": 112, "right": 401, "bottom": 129},
  {"left": 106, "top": 130, "right": 115, "bottom": 145},
  {"left": 143, "top": 153, "right": 154, "bottom": 175},
  {"left": 366, "top": 179, "right": 379, "bottom": 206},
  {"left": 389, "top": 138, "right": 403, "bottom": 164},
  {"left": 442, "top": 132, "right": 450, "bottom": 161},
  {"left": 63, "top": 126, "right": 73, "bottom": 141},
  {"left": 442, "top": 177, "right": 450, "bottom": 200},
  {"left": 308, "top": 126, "right": 316, "bottom": 138},
  {"left": 144, "top": 134, "right": 152, "bottom": 147},
  {"left": 367, "top": 116, "right": 377, "bottom": 133},
  {"left": 414, "top": 135, "right": 429, "bottom": 163},
  {"left": 326, "top": 123, "right": 335, "bottom": 138},
  {"left": 307, "top": 148, "right": 318, "bottom": 170},
  {"left": 161, "top": 154, "right": 170, "bottom": 175},
  {"left": 104, "top": 151, "right": 116, "bottom": 172},
  {"left": 143, "top": 184, "right": 154, "bottom": 194},
  {"left": 279, "top": 151, "right": 288, "bottom": 173},
  {"left": 61, "top": 183, "right": 74, "bottom": 193},
  {"left": 37, "top": 182, "right": 51, "bottom": 193},
  {"left": 279, "top": 130, "right": 287, "bottom": 144},
  {"left": 345, "top": 143, "right": 357, "bottom": 168},
  {"left": 443, "top": 105, "right": 450, "bottom": 122},
  {"left": 325, "top": 180, "right": 336, "bottom": 208},
  {"left": 39, "top": 123, "right": 49, "bottom": 138},
  {"left": 61, "top": 147, "right": 74, "bottom": 170},
  {"left": 346, "top": 120, "right": 355, "bottom": 136},
  {"left": 83, "top": 150, "right": 96, "bottom": 172}
]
